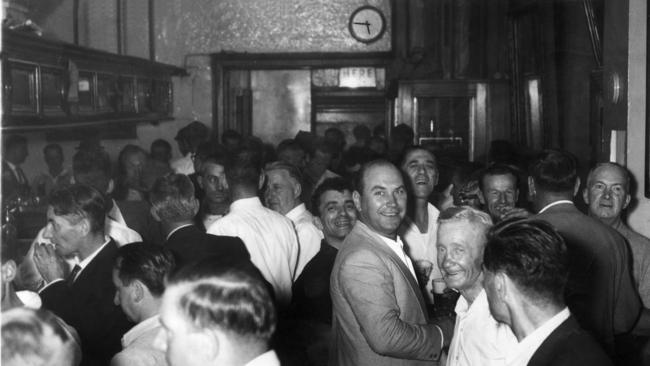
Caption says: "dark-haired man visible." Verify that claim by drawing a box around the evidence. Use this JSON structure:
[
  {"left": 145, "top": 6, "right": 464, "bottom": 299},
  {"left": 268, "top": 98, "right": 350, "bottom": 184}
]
[
  {"left": 111, "top": 244, "right": 176, "bottom": 366},
  {"left": 160, "top": 268, "right": 278, "bottom": 366},
  {"left": 32, "top": 143, "right": 73, "bottom": 198},
  {"left": 33, "top": 184, "right": 133, "bottom": 366},
  {"left": 2, "top": 134, "right": 30, "bottom": 201},
  {"left": 478, "top": 163, "right": 530, "bottom": 222},
  {"left": 330, "top": 160, "right": 451, "bottom": 366},
  {"left": 530, "top": 150, "right": 640, "bottom": 356},
  {"left": 484, "top": 219, "right": 612, "bottom": 365}
]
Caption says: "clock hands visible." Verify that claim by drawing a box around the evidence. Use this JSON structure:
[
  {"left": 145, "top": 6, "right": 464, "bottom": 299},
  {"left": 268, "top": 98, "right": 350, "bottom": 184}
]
[{"left": 353, "top": 20, "right": 372, "bottom": 35}]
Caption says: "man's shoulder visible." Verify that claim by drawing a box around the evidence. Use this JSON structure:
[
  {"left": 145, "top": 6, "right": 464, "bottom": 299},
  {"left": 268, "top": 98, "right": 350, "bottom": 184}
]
[{"left": 529, "top": 316, "right": 612, "bottom": 366}]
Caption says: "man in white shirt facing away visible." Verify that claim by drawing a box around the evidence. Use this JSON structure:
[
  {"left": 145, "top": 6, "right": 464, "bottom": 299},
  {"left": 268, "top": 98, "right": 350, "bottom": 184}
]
[
  {"left": 111, "top": 244, "right": 176, "bottom": 366},
  {"left": 436, "top": 206, "right": 517, "bottom": 366},
  {"left": 160, "top": 266, "right": 279, "bottom": 366},
  {"left": 264, "top": 161, "right": 322, "bottom": 276},
  {"left": 207, "top": 149, "right": 299, "bottom": 308},
  {"left": 483, "top": 218, "right": 612, "bottom": 366}
]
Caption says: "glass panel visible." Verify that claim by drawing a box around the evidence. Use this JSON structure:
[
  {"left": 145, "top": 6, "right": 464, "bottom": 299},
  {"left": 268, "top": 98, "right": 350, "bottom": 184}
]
[
  {"left": 77, "top": 71, "right": 94, "bottom": 113},
  {"left": 153, "top": 80, "right": 171, "bottom": 115},
  {"left": 97, "top": 74, "right": 117, "bottom": 112},
  {"left": 136, "top": 78, "right": 152, "bottom": 113},
  {"left": 416, "top": 96, "right": 471, "bottom": 161},
  {"left": 117, "top": 76, "right": 135, "bottom": 112},
  {"left": 9, "top": 63, "right": 37, "bottom": 115},
  {"left": 41, "top": 67, "right": 65, "bottom": 115}
]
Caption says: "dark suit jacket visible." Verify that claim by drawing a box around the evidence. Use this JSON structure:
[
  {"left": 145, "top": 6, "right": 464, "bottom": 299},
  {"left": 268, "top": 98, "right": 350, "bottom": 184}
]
[
  {"left": 114, "top": 200, "right": 164, "bottom": 244},
  {"left": 330, "top": 222, "right": 443, "bottom": 366},
  {"left": 2, "top": 160, "right": 30, "bottom": 201},
  {"left": 165, "top": 224, "right": 250, "bottom": 269},
  {"left": 40, "top": 240, "right": 133, "bottom": 366},
  {"left": 537, "top": 203, "right": 641, "bottom": 354},
  {"left": 528, "top": 315, "right": 613, "bottom": 366}
]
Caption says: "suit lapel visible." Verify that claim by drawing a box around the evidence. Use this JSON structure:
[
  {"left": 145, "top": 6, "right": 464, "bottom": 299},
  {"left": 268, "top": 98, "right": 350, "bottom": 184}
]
[{"left": 354, "top": 222, "right": 428, "bottom": 316}]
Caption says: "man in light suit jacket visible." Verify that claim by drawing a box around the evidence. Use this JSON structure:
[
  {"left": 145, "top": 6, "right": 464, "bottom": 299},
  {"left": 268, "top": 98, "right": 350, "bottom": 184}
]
[
  {"left": 330, "top": 160, "right": 452, "bottom": 366},
  {"left": 483, "top": 218, "right": 612, "bottom": 366},
  {"left": 33, "top": 184, "right": 133, "bottom": 366},
  {"left": 529, "top": 150, "right": 641, "bottom": 360}
]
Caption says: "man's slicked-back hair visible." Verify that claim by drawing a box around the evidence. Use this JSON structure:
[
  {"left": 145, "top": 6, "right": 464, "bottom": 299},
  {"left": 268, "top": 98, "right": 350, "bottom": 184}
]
[
  {"left": 479, "top": 163, "right": 521, "bottom": 191},
  {"left": 265, "top": 161, "right": 304, "bottom": 187},
  {"left": 114, "top": 243, "right": 175, "bottom": 297},
  {"left": 49, "top": 184, "right": 106, "bottom": 234},
  {"left": 586, "top": 162, "right": 631, "bottom": 192},
  {"left": 354, "top": 159, "right": 398, "bottom": 194},
  {"left": 528, "top": 149, "right": 578, "bottom": 193},
  {"left": 167, "top": 266, "right": 276, "bottom": 345},
  {"left": 149, "top": 174, "right": 197, "bottom": 222},
  {"left": 2, "top": 308, "right": 81, "bottom": 366},
  {"left": 485, "top": 218, "right": 569, "bottom": 305},
  {"left": 399, "top": 145, "right": 438, "bottom": 170},
  {"left": 310, "top": 177, "right": 354, "bottom": 216},
  {"left": 225, "top": 148, "right": 263, "bottom": 191}
]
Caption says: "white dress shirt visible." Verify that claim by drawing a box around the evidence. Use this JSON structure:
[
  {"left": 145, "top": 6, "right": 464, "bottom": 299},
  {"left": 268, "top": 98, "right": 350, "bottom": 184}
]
[
  {"left": 377, "top": 233, "right": 417, "bottom": 280},
  {"left": 506, "top": 307, "right": 571, "bottom": 366},
  {"left": 245, "top": 350, "right": 281, "bottom": 366},
  {"left": 207, "top": 197, "right": 300, "bottom": 307},
  {"left": 170, "top": 153, "right": 194, "bottom": 175},
  {"left": 399, "top": 203, "right": 441, "bottom": 303},
  {"left": 285, "top": 203, "right": 323, "bottom": 276},
  {"left": 112, "top": 315, "right": 167, "bottom": 366},
  {"left": 447, "top": 289, "right": 518, "bottom": 366}
]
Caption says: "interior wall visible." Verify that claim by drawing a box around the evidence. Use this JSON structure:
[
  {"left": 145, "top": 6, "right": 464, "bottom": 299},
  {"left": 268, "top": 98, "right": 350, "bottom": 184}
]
[{"left": 627, "top": 0, "right": 650, "bottom": 237}]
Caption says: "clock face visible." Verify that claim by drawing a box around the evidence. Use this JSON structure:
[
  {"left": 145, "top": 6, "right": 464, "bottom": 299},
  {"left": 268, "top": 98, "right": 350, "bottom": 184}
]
[{"left": 349, "top": 6, "right": 386, "bottom": 44}]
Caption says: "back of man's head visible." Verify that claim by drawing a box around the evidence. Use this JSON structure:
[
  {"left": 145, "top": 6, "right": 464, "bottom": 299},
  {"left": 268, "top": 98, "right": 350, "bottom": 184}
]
[
  {"left": 485, "top": 218, "right": 569, "bottom": 306},
  {"left": 115, "top": 243, "right": 176, "bottom": 298},
  {"left": 163, "top": 267, "right": 276, "bottom": 356},
  {"left": 225, "top": 148, "right": 263, "bottom": 193},
  {"left": 149, "top": 174, "right": 198, "bottom": 223},
  {"left": 49, "top": 184, "right": 106, "bottom": 235},
  {"left": 2, "top": 307, "right": 81, "bottom": 366},
  {"left": 72, "top": 146, "right": 112, "bottom": 194},
  {"left": 528, "top": 149, "right": 578, "bottom": 194}
]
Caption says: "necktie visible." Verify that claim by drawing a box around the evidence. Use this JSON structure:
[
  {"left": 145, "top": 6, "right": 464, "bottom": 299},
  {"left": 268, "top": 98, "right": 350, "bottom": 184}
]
[
  {"left": 67, "top": 265, "right": 82, "bottom": 287},
  {"left": 15, "top": 166, "right": 26, "bottom": 185}
]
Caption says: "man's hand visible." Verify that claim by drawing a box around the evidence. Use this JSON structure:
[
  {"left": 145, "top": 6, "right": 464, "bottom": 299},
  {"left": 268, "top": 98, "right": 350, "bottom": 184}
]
[
  {"left": 33, "top": 243, "right": 68, "bottom": 284},
  {"left": 434, "top": 315, "right": 455, "bottom": 348},
  {"left": 500, "top": 207, "right": 533, "bottom": 221}
]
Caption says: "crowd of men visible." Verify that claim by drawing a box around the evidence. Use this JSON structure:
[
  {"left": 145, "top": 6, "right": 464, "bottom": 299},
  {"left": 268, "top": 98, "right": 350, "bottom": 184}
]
[{"left": 1, "top": 121, "right": 650, "bottom": 366}]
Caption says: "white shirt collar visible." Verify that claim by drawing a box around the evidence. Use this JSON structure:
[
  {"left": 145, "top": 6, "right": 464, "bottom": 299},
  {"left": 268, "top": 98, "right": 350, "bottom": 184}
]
[
  {"left": 108, "top": 199, "right": 127, "bottom": 226},
  {"left": 506, "top": 307, "right": 571, "bottom": 365},
  {"left": 166, "top": 223, "right": 194, "bottom": 241},
  {"left": 245, "top": 350, "right": 281, "bottom": 366},
  {"left": 230, "top": 197, "right": 263, "bottom": 211},
  {"left": 538, "top": 200, "right": 574, "bottom": 214},
  {"left": 285, "top": 203, "right": 308, "bottom": 221},
  {"left": 375, "top": 232, "right": 417, "bottom": 279},
  {"left": 122, "top": 315, "right": 162, "bottom": 347}
]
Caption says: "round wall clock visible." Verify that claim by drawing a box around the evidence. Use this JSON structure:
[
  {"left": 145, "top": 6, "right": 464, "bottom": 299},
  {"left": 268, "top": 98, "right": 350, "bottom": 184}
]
[{"left": 349, "top": 6, "right": 386, "bottom": 44}]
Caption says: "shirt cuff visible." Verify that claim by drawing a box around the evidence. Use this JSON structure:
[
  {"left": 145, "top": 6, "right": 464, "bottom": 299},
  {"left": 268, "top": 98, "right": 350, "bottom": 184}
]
[{"left": 38, "top": 278, "right": 65, "bottom": 293}]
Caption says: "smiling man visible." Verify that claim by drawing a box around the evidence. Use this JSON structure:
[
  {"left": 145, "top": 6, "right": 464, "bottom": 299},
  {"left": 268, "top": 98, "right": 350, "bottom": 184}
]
[
  {"left": 330, "top": 160, "right": 451, "bottom": 366},
  {"left": 436, "top": 206, "right": 517, "bottom": 366},
  {"left": 33, "top": 184, "right": 133, "bottom": 366},
  {"left": 478, "top": 163, "right": 530, "bottom": 222},
  {"left": 399, "top": 147, "right": 441, "bottom": 304}
]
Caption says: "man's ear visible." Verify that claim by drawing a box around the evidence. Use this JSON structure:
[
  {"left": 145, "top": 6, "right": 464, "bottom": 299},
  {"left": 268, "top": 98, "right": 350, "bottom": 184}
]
[
  {"left": 258, "top": 173, "right": 265, "bottom": 190},
  {"left": 197, "top": 175, "right": 205, "bottom": 190},
  {"left": 132, "top": 281, "right": 145, "bottom": 303},
  {"left": 106, "top": 179, "right": 115, "bottom": 195},
  {"left": 313, "top": 216, "right": 324, "bottom": 231},
  {"left": 293, "top": 182, "right": 302, "bottom": 200},
  {"left": 582, "top": 188, "right": 590, "bottom": 205},
  {"left": 79, "top": 218, "right": 91, "bottom": 236},
  {"left": 150, "top": 206, "right": 161, "bottom": 222},
  {"left": 623, "top": 194, "right": 631, "bottom": 210},
  {"left": 191, "top": 330, "right": 220, "bottom": 362},
  {"left": 573, "top": 177, "right": 581, "bottom": 197},
  {"left": 1, "top": 260, "right": 17, "bottom": 283},
  {"left": 352, "top": 191, "right": 362, "bottom": 212},
  {"left": 527, "top": 176, "right": 536, "bottom": 198},
  {"left": 494, "top": 272, "right": 507, "bottom": 301},
  {"left": 478, "top": 190, "right": 486, "bottom": 205}
]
